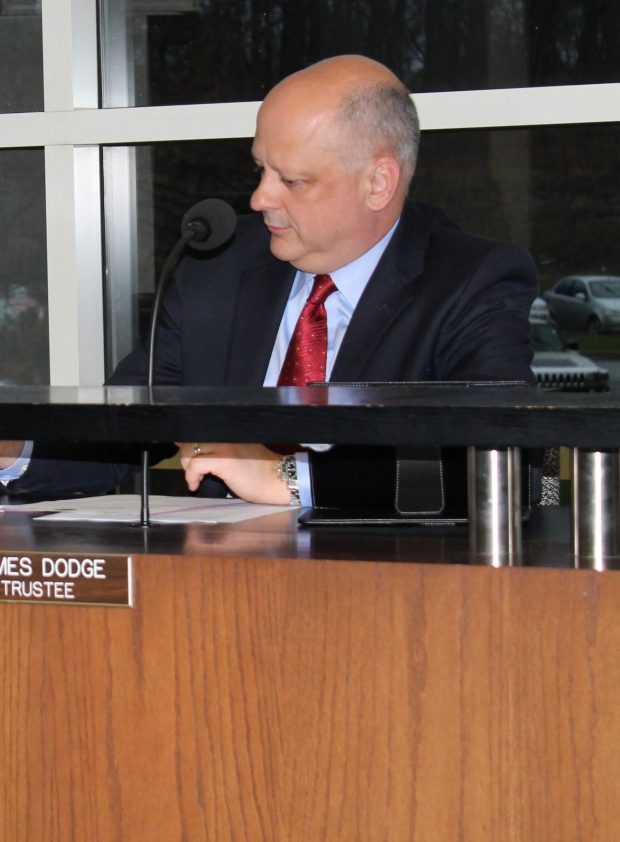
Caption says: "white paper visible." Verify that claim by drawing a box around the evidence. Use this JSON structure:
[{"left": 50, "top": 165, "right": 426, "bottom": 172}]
[{"left": 4, "top": 494, "right": 292, "bottom": 524}]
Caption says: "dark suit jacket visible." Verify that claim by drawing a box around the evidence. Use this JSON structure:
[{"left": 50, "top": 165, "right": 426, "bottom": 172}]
[{"left": 9, "top": 200, "right": 537, "bottom": 499}]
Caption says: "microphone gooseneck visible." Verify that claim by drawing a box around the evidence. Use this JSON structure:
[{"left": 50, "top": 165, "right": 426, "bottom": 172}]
[{"left": 139, "top": 198, "right": 237, "bottom": 527}]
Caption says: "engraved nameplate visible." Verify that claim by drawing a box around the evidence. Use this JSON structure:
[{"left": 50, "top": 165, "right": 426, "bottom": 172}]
[{"left": 0, "top": 552, "right": 133, "bottom": 606}]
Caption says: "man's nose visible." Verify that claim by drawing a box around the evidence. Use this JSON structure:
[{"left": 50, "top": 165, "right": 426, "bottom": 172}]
[{"left": 250, "top": 172, "right": 280, "bottom": 212}]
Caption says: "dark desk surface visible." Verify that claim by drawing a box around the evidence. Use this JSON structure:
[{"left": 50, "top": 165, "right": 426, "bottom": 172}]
[
  {"left": 0, "top": 382, "right": 619, "bottom": 447},
  {"left": 0, "top": 504, "right": 582, "bottom": 569},
  {"left": 0, "top": 383, "right": 616, "bottom": 570}
]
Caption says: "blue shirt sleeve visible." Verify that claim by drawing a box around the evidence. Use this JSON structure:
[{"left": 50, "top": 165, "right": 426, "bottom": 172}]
[{"left": 0, "top": 440, "right": 34, "bottom": 485}]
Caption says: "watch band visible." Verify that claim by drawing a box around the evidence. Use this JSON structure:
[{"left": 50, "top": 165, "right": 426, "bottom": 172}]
[{"left": 277, "top": 454, "right": 301, "bottom": 506}]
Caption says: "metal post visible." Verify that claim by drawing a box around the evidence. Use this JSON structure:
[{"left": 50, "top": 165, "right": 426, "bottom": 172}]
[
  {"left": 468, "top": 446, "right": 522, "bottom": 567},
  {"left": 572, "top": 448, "right": 620, "bottom": 570}
]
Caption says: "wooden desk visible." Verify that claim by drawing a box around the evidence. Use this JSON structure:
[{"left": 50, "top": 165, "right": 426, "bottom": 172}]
[{"left": 1, "top": 508, "right": 619, "bottom": 841}]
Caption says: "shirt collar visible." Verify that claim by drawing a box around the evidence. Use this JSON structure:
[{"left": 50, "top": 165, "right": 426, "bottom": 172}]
[{"left": 299, "top": 218, "right": 400, "bottom": 309}]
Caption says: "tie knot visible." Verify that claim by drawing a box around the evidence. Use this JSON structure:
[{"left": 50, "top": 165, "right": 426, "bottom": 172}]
[{"left": 308, "top": 273, "right": 337, "bottom": 305}]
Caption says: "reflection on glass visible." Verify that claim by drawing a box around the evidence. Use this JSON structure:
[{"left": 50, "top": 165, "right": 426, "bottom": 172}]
[
  {"left": 102, "top": 122, "right": 620, "bottom": 370},
  {"left": 0, "top": 149, "right": 48, "bottom": 384},
  {"left": 99, "top": 0, "right": 620, "bottom": 108},
  {"left": 590, "top": 279, "right": 620, "bottom": 299},
  {"left": 412, "top": 123, "right": 620, "bottom": 291},
  {"left": 0, "top": 4, "right": 43, "bottom": 113},
  {"left": 542, "top": 274, "right": 620, "bottom": 335}
]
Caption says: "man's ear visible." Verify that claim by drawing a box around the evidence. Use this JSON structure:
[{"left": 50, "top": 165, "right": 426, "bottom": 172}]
[{"left": 366, "top": 156, "right": 401, "bottom": 211}]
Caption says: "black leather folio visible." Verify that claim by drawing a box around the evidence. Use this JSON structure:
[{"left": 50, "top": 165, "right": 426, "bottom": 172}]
[{"left": 300, "top": 381, "right": 538, "bottom": 527}]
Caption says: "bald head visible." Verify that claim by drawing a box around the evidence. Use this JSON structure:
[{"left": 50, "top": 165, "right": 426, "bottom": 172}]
[
  {"left": 263, "top": 55, "right": 420, "bottom": 190},
  {"left": 270, "top": 55, "right": 402, "bottom": 99},
  {"left": 250, "top": 56, "right": 419, "bottom": 273}
]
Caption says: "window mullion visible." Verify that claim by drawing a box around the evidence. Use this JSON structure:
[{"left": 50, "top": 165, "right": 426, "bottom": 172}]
[{"left": 42, "top": 0, "right": 103, "bottom": 386}]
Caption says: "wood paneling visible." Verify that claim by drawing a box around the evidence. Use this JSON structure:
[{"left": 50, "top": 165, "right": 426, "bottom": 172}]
[{"left": 2, "top": 555, "right": 619, "bottom": 841}]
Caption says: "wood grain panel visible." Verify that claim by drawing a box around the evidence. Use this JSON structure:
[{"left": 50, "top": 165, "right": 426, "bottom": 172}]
[{"left": 2, "top": 557, "right": 620, "bottom": 841}]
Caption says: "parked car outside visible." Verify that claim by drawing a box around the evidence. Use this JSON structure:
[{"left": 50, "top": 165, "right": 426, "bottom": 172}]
[
  {"left": 542, "top": 275, "right": 620, "bottom": 334},
  {"left": 530, "top": 301, "right": 609, "bottom": 391}
]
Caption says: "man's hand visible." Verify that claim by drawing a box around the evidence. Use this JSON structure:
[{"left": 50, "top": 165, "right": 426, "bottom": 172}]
[
  {"left": 0, "top": 440, "right": 25, "bottom": 470},
  {"left": 176, "top": 442, "right": 291, "bottom": 504}
]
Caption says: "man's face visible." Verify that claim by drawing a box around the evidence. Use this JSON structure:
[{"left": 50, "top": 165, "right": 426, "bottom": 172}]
[{"left": 250, "top": 99, "right": 376, "bottom": 275}]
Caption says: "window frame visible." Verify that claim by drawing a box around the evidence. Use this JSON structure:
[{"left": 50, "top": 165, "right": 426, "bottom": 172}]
[{"left": 0, "top": 0, "right": 618, "bottom": 385}]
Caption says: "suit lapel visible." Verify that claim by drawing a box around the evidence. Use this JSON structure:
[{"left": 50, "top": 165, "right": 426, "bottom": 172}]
[
  {"left": 226, "top": 259, "right": 296, "bottom": 385},
  {"left": 331, "top": 203, "right": 429, "bottom": 380},
  {"left": 225, "top": 201, "right": 455, "bottom": 384}
]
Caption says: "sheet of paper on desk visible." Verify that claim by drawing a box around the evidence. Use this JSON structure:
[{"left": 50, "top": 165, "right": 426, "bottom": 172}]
[{"left": 4, "top": 495, "right": 291, "bottom": 524}]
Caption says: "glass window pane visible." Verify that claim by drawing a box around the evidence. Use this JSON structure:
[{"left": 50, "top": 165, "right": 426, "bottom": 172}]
[
  {"left": 0, "top": 3, "right": 43, "bottom": 113},
  {"left": 102, "top": 138, "right": 253, "bottom": 369},
  {"left": 0, "top": 148, "right": 48, "bottom": 384},
  {"left": 412, "top": 123, "right": 619, "bottom": 289},
  {"left": 100, "top": 1, "right": 620, "bottom": 108},
  {"left": 102, "top": 122, "right": 620, "bottom": 371}
]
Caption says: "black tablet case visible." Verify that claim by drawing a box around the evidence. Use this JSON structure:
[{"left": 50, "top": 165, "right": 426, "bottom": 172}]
[{"left": 299, "top": 381, "right": 538, "bottom": 526}]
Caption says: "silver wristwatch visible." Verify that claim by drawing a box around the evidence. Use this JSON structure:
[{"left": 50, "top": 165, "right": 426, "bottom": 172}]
[{"left": 277, "top": 455, "right": 301, "bottom": 506}]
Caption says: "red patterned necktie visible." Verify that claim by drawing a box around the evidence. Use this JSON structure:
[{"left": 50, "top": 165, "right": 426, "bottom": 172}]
[{"left": 277, "top": 274, "right": 337, "bottom": 385}]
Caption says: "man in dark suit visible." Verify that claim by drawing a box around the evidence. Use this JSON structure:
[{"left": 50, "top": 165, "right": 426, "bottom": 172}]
[{"left": 0, "top": 55, "right": 537, "bottom": 505}]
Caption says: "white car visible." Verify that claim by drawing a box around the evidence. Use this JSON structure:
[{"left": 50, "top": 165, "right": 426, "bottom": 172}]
[{"left": 542, "top": 275, "right": 620, "bottom": 333}]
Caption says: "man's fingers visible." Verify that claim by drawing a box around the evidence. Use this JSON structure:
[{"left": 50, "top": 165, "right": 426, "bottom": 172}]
[{"left": 183, "top": 454, "right": 215, "bottom": 491}]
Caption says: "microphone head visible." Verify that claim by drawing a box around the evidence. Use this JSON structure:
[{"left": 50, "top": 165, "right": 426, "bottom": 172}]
[{"left": 181, "top": 198, "right": 237, "bottom": 251}]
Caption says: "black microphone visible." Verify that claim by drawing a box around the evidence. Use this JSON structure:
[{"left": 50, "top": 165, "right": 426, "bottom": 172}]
[
  {"left": 181, "top": 198, "right": 237, "bottom": 251},
  {"left": 139, "top": 198, "right": 237, "bottom": 527}
]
